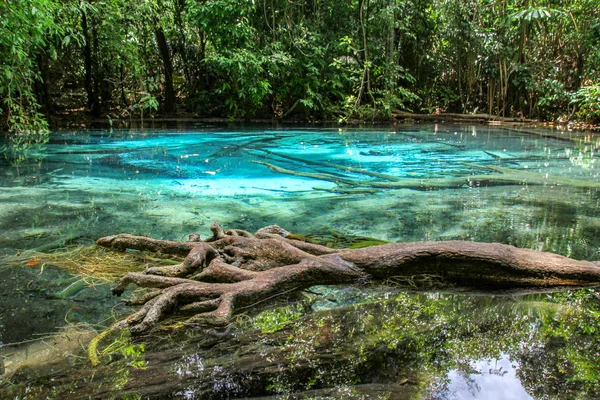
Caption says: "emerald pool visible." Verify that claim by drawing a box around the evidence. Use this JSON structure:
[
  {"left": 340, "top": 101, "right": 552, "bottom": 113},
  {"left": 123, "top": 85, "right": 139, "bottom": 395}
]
[{"left": 1, "top": 124, "right": 599, "bottom": 399}]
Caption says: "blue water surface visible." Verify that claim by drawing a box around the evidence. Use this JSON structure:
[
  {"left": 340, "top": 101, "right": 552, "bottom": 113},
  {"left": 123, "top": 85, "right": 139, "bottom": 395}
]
[
  {"left": 1, "top": 123, "right": 599, "bottom": 399},
  {"left": 1, "top": 124, "right": 599, "bottom": 254}
]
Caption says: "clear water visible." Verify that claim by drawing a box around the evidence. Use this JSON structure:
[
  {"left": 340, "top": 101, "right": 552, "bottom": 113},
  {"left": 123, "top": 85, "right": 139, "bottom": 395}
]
[{"left": 1, "top": 124, "right": 599, "bottom": 399}]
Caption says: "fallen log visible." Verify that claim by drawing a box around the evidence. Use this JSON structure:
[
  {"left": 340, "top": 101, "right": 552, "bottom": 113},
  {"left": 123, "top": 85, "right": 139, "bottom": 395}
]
[{"left": 393, "top": 110, "right": 537, "bottom": 123}]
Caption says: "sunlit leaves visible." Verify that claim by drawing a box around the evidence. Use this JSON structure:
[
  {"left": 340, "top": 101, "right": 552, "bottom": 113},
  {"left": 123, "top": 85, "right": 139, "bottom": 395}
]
[
  {"left": 572, "top": 84, "right": 600, "bottom": 123},
  {"left": 252, "top": 303, "right": 305, "bottom": 334},
  {"left": 0, "top": 0, "right": 59, "bottom": 161},
  {"left": 511, "top": 7, "right": 565, "bottom": 22}
]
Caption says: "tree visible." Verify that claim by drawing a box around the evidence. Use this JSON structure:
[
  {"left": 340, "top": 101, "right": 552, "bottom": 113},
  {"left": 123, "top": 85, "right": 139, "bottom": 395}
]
[
  {"left": 79, "top": 1, "right": 101, "bottom": 118},
  {"left": 0, "top": 0, "right": 60, "bottom": 160},
  {"left": 3, "top": 0, "right": 598, "bottom": 127}
]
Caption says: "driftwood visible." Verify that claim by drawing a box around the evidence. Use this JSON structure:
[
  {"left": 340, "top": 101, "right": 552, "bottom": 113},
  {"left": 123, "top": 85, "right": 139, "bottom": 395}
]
[{"left": 97, "top": 222, "right": 600, "bottom": 335}]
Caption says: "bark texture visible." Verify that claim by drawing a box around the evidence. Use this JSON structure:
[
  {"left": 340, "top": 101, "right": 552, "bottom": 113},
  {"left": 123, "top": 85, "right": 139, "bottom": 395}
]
[{"left": 98, "top": 222, "right": 600, "bottom": 334}]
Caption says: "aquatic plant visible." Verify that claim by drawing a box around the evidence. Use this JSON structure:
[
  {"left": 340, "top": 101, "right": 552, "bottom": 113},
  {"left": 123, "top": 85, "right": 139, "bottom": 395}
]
[{"left": 8, "top": 245, "right": 181, "bottom": 282}]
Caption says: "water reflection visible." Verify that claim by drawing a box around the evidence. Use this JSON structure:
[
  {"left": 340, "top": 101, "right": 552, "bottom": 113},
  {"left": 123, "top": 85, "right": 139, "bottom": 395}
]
[
  {"left": 442, "top": 356, "right": 532, "bottom": 400},
  {"left": 1, "top": 287, "right": 599, "bottom": 399},
  {"left": 166, "top": 289, "right": 600, "bottom": 399}
]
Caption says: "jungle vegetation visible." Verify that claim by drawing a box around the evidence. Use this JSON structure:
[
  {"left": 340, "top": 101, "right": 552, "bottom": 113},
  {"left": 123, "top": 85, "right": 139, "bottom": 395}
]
[{"left": 1, "top": 0, "right": 599, "bottom": 137}]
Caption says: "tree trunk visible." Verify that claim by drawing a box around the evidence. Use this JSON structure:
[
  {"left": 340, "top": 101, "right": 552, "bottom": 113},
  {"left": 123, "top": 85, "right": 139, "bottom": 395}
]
[
  {"left": 174, "top": 0, "right": 195, "bottom": 98},
  {"left": 81, "top": 9, "right": 101, "bottom": 118},
  {"left": 574, "top": 47, "right": 585, "bottom": 91},
  {"left": 34, "top": 53, "right": 53, "bottom": 115},
  {"left": 517, "top": 0, "right": 529, "bottom": 64},
  {"left": 355, "top": 0, "right": 371, "bottom": 108},
  {"left": 96, "top": 222, "right": 600, "bottom": 335},
  {"left": 155, "top": 27, "right": 176, "bottom": 114}
]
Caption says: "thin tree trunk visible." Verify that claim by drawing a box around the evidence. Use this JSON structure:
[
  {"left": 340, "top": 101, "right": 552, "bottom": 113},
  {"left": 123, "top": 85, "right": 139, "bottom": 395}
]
[
  {"left": 458, "top": 56, "right": 464, "bottom": 112},
  {"left": 355, "top": 0, "right": 371, "bottom": 108},
  {"left": 120, "top": 65, "right": 129, "bottom": 108},
  {"left": 81, "top": 9, "right": 101, "bottom": 118},
  {"left": 155, "top": 27, "right": 176, "bottom": 114},
  {"left": 34, "top": 53, "right": 52, "bottom": 115},
  {"left": 174, "top": 0, "right": 195, "bottom": 98},
  {"left": 92, "top": 22, "right": 102, "bottom": 115},
  {"left": 574, "top": 47, "right": 584, "bottom": 91},
  {"left": 517, "top": 0, "right": 528, "bottom": 64}
]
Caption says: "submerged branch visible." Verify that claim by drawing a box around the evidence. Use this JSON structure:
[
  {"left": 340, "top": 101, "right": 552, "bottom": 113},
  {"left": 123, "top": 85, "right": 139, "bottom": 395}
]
[
  {"left": 467, "top": 164, "right": 600, "bottom": 189},
  {"left": 255, "top": 149, "right": 402, "bottom": 182},
  {"left": 253, "top": 159, "right": 600, "bottom": 191}
]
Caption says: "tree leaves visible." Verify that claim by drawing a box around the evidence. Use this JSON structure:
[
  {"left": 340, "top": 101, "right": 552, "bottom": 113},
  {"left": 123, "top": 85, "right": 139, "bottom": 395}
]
[
  {"left": 1, "top": 0, "right": 599, "bottom": 129},
  {"left": 511, "top": 6, "right": 568, "bottom": 24}
]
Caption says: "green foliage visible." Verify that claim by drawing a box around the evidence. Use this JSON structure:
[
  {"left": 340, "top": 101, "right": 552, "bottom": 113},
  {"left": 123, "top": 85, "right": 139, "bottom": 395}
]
[
  {"left": 534, "top": 79, "right": 571, "bottom": 120},
  {"left": 1, "top": 96, "right": 50, "bottom": 165},
  {"left": 0, "top": 0, "right": 61, "bottom": 98},
  {"left": 0, "top": 0, "right": 58, "bottom": 159},
  {"left": 188, "top": 0, "right": 272, "bottom": 117},
  {"left": 572, "top": 84, "right": 600, "bottom": 123},
  {"left": 418, "top": 86, "right": 459, "bottom": 113},
  {"left": 511, "top": 6, "right": 565, "bottom": 22},
  {"left": 125, "top": 78, "right": 159, "bottom": 121},
  {"left": 539, "top": 289, "right": 600, "bottom": 392},
  {"left": 209, "top": 49, "right": 273, "bottom": 118},
  {"left": 1, "top": 0, "right": 599, "bottom": 125}
]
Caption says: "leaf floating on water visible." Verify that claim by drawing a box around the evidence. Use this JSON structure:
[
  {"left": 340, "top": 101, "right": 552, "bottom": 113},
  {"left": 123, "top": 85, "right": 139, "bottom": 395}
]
[
  {"left": 303, "top": 230, "right": 389, "bottom": 249},
  {"left": 25, "top": 258, "right": 40, "bottom": 267}
]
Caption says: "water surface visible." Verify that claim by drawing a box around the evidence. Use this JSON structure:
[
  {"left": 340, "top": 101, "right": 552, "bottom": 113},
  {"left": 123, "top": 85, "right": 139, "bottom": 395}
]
[{"left": 1, "top": 124, "right": 599, "bottom": 399}]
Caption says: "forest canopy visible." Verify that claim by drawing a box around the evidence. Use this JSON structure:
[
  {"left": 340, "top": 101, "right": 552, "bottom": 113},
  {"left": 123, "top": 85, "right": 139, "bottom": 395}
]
[{"left": 1, "top": 0, "right": 599, "bottom": 135}]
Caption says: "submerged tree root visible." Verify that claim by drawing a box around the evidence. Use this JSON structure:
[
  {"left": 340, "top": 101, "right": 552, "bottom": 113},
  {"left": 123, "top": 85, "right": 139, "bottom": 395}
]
[
  {"left": 251, "top": 149, "right": 600, "bottom": 192},
  {"left": 94, "top": 221, "right": 600, "bottom": 341}
]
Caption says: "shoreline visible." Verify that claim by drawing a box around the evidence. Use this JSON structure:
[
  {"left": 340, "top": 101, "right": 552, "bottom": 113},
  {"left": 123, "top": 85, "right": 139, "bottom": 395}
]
[{"left": 44, "top": 112, "right": 600, "bottom": 132}]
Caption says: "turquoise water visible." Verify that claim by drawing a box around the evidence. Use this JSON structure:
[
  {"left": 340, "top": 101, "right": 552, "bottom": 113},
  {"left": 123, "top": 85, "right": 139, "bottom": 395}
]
[
  {"left": 1, "top": 124, "right": 600, "bottom": 399},
  {"left": 2, "top": 125, "right": 599, "bottom": 256}
]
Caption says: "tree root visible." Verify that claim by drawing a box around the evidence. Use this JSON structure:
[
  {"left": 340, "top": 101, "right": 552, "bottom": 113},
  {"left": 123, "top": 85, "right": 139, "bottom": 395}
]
[
  {"left": 93, "top": 222, "right": 600, "bottom": 343},
  {"left": 251, "top": 155, "right": 600, "bottom": 191}
]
